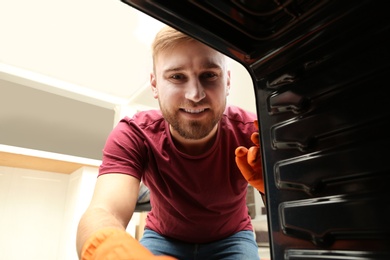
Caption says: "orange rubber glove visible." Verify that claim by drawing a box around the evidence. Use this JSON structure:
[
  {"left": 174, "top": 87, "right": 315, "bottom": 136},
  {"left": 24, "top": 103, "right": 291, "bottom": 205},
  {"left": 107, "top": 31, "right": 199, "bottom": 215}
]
[
  {"left": 81, "top": 228, "right": 177, "bottom": 260},
  {"left": 235, "top": 120, "right": 265, "bottom": 194}
]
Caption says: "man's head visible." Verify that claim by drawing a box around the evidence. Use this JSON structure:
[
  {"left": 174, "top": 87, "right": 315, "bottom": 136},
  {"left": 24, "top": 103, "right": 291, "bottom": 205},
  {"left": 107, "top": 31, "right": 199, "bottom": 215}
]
[{"left": 150, "top": 26, "right": 230, "bottom": 142}]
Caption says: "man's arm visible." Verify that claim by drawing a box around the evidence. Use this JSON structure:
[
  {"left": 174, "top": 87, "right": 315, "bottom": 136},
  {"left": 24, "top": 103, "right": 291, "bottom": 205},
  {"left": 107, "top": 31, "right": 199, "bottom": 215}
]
[
  {"left": 76, "top": 174, "right": 176, "bottom": 259},
  {"left": 76, "top": 173, "right": 140, "bottom": 257}
]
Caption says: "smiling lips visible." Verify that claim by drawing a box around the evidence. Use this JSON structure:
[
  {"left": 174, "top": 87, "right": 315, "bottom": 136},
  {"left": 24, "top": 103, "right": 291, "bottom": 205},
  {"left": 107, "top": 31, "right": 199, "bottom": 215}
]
[{"left": 183, "top": 108, "right": 207, "bottom": 114}]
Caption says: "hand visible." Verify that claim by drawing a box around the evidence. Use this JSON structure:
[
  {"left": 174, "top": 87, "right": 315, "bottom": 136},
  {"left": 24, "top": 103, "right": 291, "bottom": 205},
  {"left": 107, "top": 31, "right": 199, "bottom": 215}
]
[
  {"left": 82, "top": 228, "right": 176, "bottom": 260},
  {"left": 235, "top": 120, "right": 265, "bottom": 194}
]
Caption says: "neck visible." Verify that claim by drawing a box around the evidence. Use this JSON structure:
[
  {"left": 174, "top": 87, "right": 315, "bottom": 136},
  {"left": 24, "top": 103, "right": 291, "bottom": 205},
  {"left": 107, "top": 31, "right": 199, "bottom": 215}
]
[{"left": 170, "top": 124, "right": 218, "bottom": 156}]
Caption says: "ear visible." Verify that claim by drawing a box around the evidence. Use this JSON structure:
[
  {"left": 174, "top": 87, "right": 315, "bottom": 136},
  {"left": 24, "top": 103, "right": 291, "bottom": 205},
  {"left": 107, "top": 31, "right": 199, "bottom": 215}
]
[
  {"left": 150, "top": 73, "right": 158, "bottom": 99},
  {"left": 226, "top": 70, "right": 231, "bottom": 96}
]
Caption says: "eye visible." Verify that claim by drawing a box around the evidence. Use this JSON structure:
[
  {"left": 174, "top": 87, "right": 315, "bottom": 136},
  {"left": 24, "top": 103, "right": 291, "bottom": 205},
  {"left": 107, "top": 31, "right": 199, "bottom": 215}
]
[
  {"left": 200, "top": 71, "right": 218, "bottom": 81},
  {"left": 170, "top": 73, "right": 186, "bottom": 81}
]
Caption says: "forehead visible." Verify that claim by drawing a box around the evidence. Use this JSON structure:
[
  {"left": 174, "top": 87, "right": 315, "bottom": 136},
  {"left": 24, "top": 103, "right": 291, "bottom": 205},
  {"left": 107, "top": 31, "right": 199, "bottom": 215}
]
[{"left": 155, "top": 40, "right": 226, "bottom": 70}]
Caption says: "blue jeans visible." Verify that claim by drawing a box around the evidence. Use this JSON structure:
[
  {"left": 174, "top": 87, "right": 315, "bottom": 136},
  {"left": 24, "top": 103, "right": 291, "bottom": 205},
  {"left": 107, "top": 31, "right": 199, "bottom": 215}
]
[{"left": 140, "top": 229, "right": 260, "bottom": 260}]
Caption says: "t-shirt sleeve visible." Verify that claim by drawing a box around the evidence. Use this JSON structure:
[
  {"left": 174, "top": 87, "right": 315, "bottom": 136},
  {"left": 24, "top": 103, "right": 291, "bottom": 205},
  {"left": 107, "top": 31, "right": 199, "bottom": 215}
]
[{"left": 98, "top": 118, "right": 148, "bottom": 180}]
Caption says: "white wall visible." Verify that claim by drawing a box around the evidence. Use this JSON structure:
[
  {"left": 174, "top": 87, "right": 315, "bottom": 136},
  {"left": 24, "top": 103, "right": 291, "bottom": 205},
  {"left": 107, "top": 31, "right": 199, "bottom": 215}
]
[
  {"left": 0, "top": 163, "right": 145, "bottom": 260},
  {"left": 0, "top": 166, "right": 69, "bottom": 260},
  {"left": 227, "top": 59, "right": 256, "bottom": 114},
  {"left": 58, "top": 167, "right": 98, "bottom": 260}
]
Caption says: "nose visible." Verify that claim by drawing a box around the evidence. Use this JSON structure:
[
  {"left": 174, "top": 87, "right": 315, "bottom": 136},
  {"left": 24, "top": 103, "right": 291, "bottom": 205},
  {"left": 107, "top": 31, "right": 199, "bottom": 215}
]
[{"left": 184, "top": 79, "right": 206, "bottom": 102}]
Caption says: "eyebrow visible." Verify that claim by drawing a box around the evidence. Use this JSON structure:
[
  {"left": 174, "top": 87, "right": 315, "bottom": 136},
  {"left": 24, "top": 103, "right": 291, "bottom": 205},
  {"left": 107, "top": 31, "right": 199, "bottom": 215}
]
[
  {"left": 163, "top": 61, "right": 223, "bottom": 74},
  {"left": 201, "top": 61, "right": 223, "bottom": 69}
]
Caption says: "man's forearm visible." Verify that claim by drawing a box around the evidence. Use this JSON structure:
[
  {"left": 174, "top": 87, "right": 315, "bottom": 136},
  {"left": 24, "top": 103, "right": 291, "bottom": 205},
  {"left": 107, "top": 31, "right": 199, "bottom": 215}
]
[{"left": 76, "top": 207, "right": 128, "bottom": 258}]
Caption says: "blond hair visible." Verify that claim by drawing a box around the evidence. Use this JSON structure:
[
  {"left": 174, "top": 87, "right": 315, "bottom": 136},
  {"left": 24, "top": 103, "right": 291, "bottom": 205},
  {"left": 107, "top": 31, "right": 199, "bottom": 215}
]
[
  {"left": 151, "top": 26, "right": 228, "bottom": 72},
  {"left": 151, "top": 26, "right": 197, "bottom": 67}
]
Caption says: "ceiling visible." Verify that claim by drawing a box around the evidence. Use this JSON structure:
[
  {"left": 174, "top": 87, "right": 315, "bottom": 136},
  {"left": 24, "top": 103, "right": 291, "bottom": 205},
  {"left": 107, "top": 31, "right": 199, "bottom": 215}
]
[{"left": 0, "top": 0, "right": 256, "bottom": 160}]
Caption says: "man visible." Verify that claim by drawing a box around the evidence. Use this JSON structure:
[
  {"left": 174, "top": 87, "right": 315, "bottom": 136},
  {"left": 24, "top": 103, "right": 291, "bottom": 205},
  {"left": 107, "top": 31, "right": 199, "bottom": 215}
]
[{"left": 76, "top": 25, "right": 264, "bottom": 260}]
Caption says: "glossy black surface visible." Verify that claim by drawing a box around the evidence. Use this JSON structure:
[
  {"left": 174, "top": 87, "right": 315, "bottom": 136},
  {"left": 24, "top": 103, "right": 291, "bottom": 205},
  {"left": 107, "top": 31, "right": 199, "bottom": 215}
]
[{"left": 121, "top": 1, "right": 390, "bottom": 259}]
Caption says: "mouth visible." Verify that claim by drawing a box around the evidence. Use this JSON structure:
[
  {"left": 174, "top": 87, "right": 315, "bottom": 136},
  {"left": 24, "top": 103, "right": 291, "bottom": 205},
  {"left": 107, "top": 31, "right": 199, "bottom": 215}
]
[{"left": 182, "top": 108, "right": 207, "bottom": 114}]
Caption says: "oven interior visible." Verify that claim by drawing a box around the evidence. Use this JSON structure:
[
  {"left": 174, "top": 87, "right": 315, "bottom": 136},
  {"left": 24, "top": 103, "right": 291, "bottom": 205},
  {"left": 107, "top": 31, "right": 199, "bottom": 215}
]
[{"left": 121, "top": 1, "right": 390, "bottom": 259}]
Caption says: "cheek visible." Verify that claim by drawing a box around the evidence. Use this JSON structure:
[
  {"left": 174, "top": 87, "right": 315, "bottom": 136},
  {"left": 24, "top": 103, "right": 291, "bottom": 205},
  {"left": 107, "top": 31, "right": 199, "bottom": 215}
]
[
  {"left": 165, "top": 83, "right": 184, "bottom": 95},
  {"left": 158, "top": 87, "right": 180, "bottom": 102},
  {"left": 209, "top": 86, "right": 229, "bottom": 99}
]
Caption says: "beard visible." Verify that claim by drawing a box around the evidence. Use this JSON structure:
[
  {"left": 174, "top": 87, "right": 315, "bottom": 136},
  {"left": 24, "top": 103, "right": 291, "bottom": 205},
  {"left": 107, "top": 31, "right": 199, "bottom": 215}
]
[{"left": 159, "top": 101, "right": 225, "bottom": 140}]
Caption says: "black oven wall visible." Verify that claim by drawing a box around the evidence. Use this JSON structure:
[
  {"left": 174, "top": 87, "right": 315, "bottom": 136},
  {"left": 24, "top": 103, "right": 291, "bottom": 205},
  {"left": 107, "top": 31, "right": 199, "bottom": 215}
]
[{"left": 121, "top": 1, "right": 390, "bottom": 259}]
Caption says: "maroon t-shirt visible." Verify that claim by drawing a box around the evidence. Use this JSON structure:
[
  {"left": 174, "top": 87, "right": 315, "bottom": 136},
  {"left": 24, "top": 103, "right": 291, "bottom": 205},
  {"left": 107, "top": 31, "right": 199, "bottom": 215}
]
[{"left": 99, "top": 105, "right": 257, "bottom": 243}]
